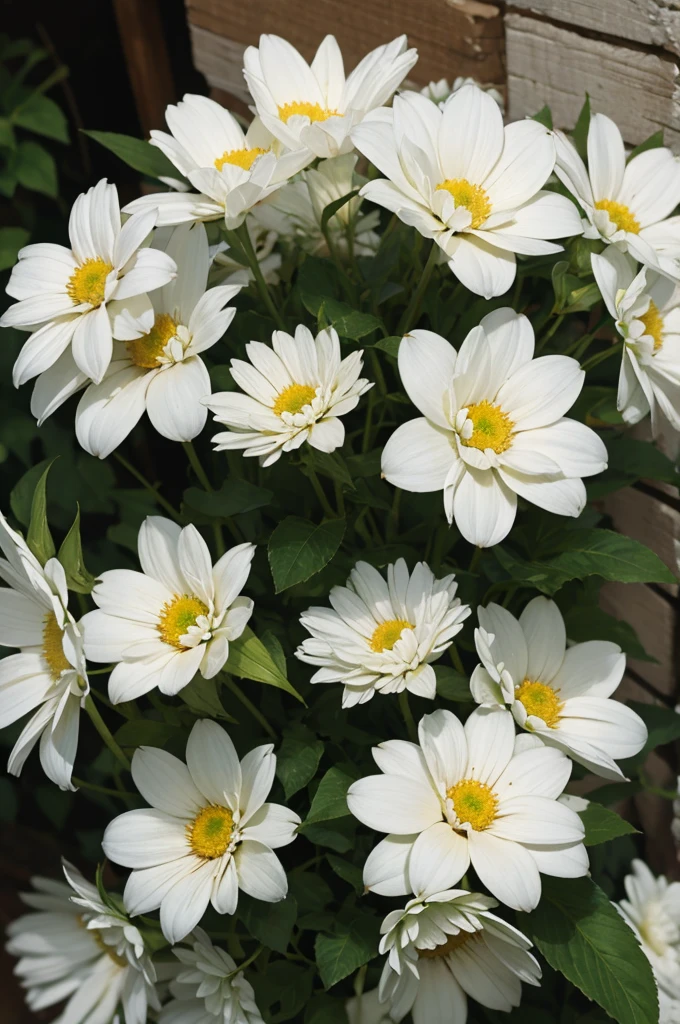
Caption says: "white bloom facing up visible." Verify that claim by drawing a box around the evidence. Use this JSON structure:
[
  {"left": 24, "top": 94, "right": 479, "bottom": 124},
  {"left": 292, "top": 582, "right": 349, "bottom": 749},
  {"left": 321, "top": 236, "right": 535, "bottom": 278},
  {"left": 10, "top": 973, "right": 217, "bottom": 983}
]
[
  {"left": 554, "top": 114, "right": 680, "bottom": 279},
  {"left": 421, "top": 76, "right": 505, "bottom": 114},
  {"left": 103, "top": 719, "right": 300, "bottom": 944},
  {"left": 123, "top": 95, "right": 310, "bottom": 230},
  {"left": 0, "top": 510, "right": 88, "bottom": 790},
  {"left": 243, "top": 34, "right": 417, "bottom": 159},
  {"left": 160, "top": 927, "right": 264, "bottom": 1024},
  {"left": 471, "top": 596, "right": 647, "bottom": 780},
  {"left": 82, "top": 516, "right": 255, "bottom": 702},
  {"left": 347, "top": 707, "right": 587, "bottom": 912},
  {"left": 6, "top": 860, "right": 159, "bottom": 1024},
  {"left": 205, "top": 325, "right": 373, "bottom": 466},
  {"left": 376, "top": 888, "right": 541, "bottom": 1024},
  {"left": 296, "top": 558, "right": 470, "bottom": 707},
  {"left": 351, "top": 86, "right": 582, "bottom": 298},
  {"left": 381, "top": 309, "right": 607, "bottom": 547},
  {"left": 72, "top": 223, "right": 240, "bottom": 457},
  {"left": 1, "top": 178, "right": 176, "bottom": 388},
  {"left": 591, "top": 247, "right": 680, "bottom": 434}
]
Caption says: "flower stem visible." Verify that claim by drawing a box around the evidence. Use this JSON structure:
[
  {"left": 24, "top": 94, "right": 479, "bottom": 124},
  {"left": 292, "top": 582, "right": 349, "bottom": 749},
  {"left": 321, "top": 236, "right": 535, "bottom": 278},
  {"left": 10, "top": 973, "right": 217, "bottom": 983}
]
[
  {"left": 182, "top": 441, "right": 225, "bottom": 557},
  {"left": 84, "top": 694, "right": 131, "bottom": 771},
  {"left": 114, "top": 453, "right": 181, "bottom": 521},
  {"left": 536, "top": 313, "right": 565, "bottom": 352},
  {"left": 580, "top": 342, "right": 623, "bottom": 373},
  {"left": 449, "top": 643, "right": 466, "bottom": 676},
  {"left": 397, "top": 241, "right": 439, "bottom": 335},
  {"left": 235, "top": 221, "right": 287, "bottom": 331},
  {"left": 230, "top": 944, "right": 264, "bottom": 977},
  {"left": 306, "top": 466, "right": 337, "bottom": 519},
  {"left": 223, "top": 676, "right": 276, "bottom": 739},
  {"left": 398, "top": 690, "right": 417, "bottom": 743},
  {"left": 73, "top": 776, "right": 135, "bottom": 798},
  {"left": 468, "top": 545, "right": 482, "bottom": 574}
]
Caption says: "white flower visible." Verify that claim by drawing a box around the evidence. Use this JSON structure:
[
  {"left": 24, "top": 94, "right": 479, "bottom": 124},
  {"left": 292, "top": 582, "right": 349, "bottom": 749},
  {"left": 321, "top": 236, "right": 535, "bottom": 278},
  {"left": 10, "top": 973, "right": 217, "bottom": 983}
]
[
  {"left": 381, "top": 309, "right": 607, "bottom": 547},
  {"left": 0, "top": 178, "right": 176, "bottom": 387},
  {"left": 6, "top": 860, "right": 159, "bottom": 1024},
  {"left": 591, "top": 247, "right": 680, "bottom": 434},
  {"left": 554, "top": 114, "right": 680, "bottom": 279},
  {"left": 243, "top": 34, "right": 417, "bottom": 160},
  {"left": 82, "top": 516, "right": 255, "bottom": 702},
  {"left": 0, "top": 510, "right": 88, "bottom": 790},
  {"left": 618, "top": 859, "right": 680, "bottom": 1022},
  {"left": 160, "top": 927, "right": 264, "bottom": 1024},
  {"left": 212, "top": 221, "right": 281, "bottom": 287},
  {"left": 347, "top": 707, "right": 587, "bottom": 912},
  {"left": 296, "top": 558, "right": 470, "bottom": 707},
  {"left": 123, "top": 95, "right": 310, "bottom": 230},
  {"left": 69, "top": 223, "right": 240, "bottom": 458},
  {"left": 471, "top": 596, "right": 647, "bottom": 780},
  {"left": 376, "top": 888, "right": 541, "bottom": 1024},
  {"left": 351, "top": 86, "right": 582, "bottom": 298},
  {"left": 421, "top": 76, "right": 505, "bottom": 114},
  {"left": 205, "top": 324, "right": 373, "bottom": 467},
  {"left": 103, "top": 719, "right": 300, "bottom": 944}
]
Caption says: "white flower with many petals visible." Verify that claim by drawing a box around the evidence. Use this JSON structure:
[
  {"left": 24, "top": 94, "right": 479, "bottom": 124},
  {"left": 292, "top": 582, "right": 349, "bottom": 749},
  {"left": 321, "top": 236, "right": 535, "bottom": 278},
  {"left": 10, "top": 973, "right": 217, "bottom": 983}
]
[
  {"left": 471, "top": 597, "right": 647, "bottom": 780},
  {"left": 591, "top": 247, "right": 680, "bottom": 434},
  {"left": 1, "top": 178, "right": 176, "bottom": 388},
  {"left": 554, "top": 114, "right": 680, "bottom": 279},
  {"left": 244, "top": 34, "right": 417, "bottom": 160},
  {"left": 347, "top": 707, "right": 587, "bottom": 912},
  {"left": 212, "top": 221, "right": 281, "bottom": 287},
  {"left": 71, "top": 223, "right": 240, "bottom": 458},
  {"left": 103, "top": 719, "right": 300, "bottom": 944},
  {"left": 0, "top": 510, "right": 88, "bottom": 790},
  {"left": 82, "top": 516, "right": 255, "bottom": 702},
  {"left": 6, "top": 860, "right": 159, "bottom": 1024},
  {"left": 160, "top": 927, "right": 264, "bottom": 1024},
  {"left": 205, "top": 325, "right": 372, "bottom": 466},
  {"left": 296, "top": 558, "right": 470, "bottom": 707},
  {"left": 376, "top": 888, "right": 541, "bottom": 1024},
  {"left": 421, "top": 76, "right": 505, "bottom": 113},
  {"left": 351, "top": 86, "right": 582, "bottom": 298},
  {"left": 381, "top": 309, "right": 607, "bottom": 547}
]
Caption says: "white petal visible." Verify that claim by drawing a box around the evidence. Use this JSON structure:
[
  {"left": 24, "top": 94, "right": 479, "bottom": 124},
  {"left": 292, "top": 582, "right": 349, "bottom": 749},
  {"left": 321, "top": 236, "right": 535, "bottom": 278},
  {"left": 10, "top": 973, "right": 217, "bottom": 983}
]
[
  {"left": 468, "top": 829, "right": 541, "bottom": 911},
  {"left": 398, "top": 330, "right": 457, "bottom": 428},
  {"left": 186, "top": 719, "right": 242, "bottom": 807},
  {"left": 234, "top": 839, "right": 288, "bottom": 902},
  {"left": 418, "top": 708, "right": 467, "bottom": 791},
  {"left": 131, "top": 745, "right": 204, "bottom": 817},
  {"left": 103, "top": 809, "right": 189, "bottom": 868},
  {"left": 381, "top": 418, "right": 456, "bottom": 492},
  {"left": 464, "top": 707, "right": 515, "bottom": 785},
  {"left": 519, "top": 596, "right": 566, "bottom": 683},
  {"left": 159, "top": 859, "right": 215, "bottom": 943},
  {"left": 146, "top": 358, "right": 210, "bottom": 442},
  {"left": 363, "top": 834, "right": 413, "bottom": 896},
  {"left": 71, "top": 305, "right": 113, "bottom": 383},
  {"left": 408, "top": 821, "right": 470, "bottom": 898},
  {"left": 347, "top": 774, "right": 441, "bottom": 834},
  {"left": 452, "top": 467, "right": 517, "bottom": 547}
]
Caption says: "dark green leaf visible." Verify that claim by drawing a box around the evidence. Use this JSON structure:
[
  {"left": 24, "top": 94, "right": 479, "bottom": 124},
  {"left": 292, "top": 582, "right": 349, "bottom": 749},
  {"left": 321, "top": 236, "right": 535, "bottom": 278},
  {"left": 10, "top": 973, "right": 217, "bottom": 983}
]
[
  {"left": 114, "top": 719, "right": 181, "bottom": 749},
  {"left": 10, "top": 458, "right": 54, "bottom": 525},
  {"left": 318, "top": 298, "right": 382, "bottom": 340},
  {"left": 373, "top": 335, "right": 401, "bottom": 357},
  {"left": 0, "top": 117, "right": 16, "bottom": 149},
  {"left": 532, "top": 105, "right": 553, "bottom": 129},
  {"left": 298, "top": 256, "right": 339, "bottom": 317},
  {"left": 586, "top": 781, "right": 643, "bottom": 806},
  {"left": 26, "top": 459, "right": 56, "bottom": 565},
  {"left": 226, "top": 626, "right": 303, "bottom": 702},
  {"left": 0, "top": 225, "right": 29, "bottom": 270},
  {"left": 303, "top": 767, "right": 354, "bottom": 826},
  {"left": 302, "top": 821, "right": 354, "bottom": 853},
  {"left": 15, "top": 139, "right": 57, "bottom": 195},
  {"left": 605, "top": 436, "right": 678, "bottom": 485},
  {"left": 562, "top": 604, "right": 653, "bottom": 661},
  {"left": 58, "top": 506, "right": 96, "bottom": 593},
  {"left": 276, "top": 725, "right": 324, "bottom": 799},
  {"left": 628, "top": 131, "right": 664, "bottom": 161},
  {"left": 183, "top": 480, "right": 272, "bottom": 520},
  {"left": 179, "top": 676, "right": 236, "bottom": 721},
  {"left": 82, "top": 130, "right": 180, "bottom": 180},
  {"left": 320, "top": 189, "right": 359, "bottom": 232},
  {"left": 627, "top": 701, "right": 680, "bottom": 756},
  {"left": 238, "top": 893, "right": 297, "bottom": 954},
  {"left": 578, "top": 802, "right": 638, "bottom": 846},
  {"left": 315, "top": 915, "right": 380, "bottom": 989},
  {"left": 268, "top": 516, "right": 345, "bottom": 593},
  {"left": 435, "top": 666, "right": 473, "bottom": 702},
  {"left": 12, "top": 93, "right": 68, "bottom": 142},
  {"left": 326, "top": 854, "right": 363, "bottom": 894},
  {"left": 300, "top": 450, "right": 354, "bottom": 490},
  {"left": 571, "top": 94, "right": 591, "bottom": 159}
]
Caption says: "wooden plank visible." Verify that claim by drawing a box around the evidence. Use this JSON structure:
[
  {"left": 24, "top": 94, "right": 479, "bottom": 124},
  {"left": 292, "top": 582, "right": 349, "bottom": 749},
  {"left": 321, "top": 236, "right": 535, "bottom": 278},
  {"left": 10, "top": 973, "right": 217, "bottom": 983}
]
[
  {"left": 506, "top": 13, "right": 680, "bottom": 147},
  {"left": 506, "top": 0, "right": 680, "bottom": 54},
  {"left": 190, "top": 26, "right": 250, "bottom": 106},
  {"left": 600, "top": 582, "right": 677, "bottom": 695},
  {"left": 112, "top": 0, "right": 176, "bottom": 136},
  {"left": 603, "top": 487, "right": 680, "bottom": 597}
]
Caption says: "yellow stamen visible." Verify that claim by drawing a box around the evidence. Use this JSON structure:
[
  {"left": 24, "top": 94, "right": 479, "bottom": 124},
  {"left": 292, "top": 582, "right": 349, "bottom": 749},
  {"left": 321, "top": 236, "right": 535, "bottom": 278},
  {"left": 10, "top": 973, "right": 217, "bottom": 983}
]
[
  {"left": 66, "top": 257, "right": 113, "bottom": 307},
  {"left": 448, "top": 778, "right": 498, "bottom": 831},
  {"left": 595, "top": 199, "right": 641, "bottom": 234},
  {"left": 158, "top": 594, "right": 208, "bottom": 649},
  {"left": 369, "top": 618, "right": 413, "bottom": 653},
  {"left": 42, "top": 612, "right": 70, "bottom": 681},
  {"left": 215, "top": 147, "right": 268, "bottom": 172},
  {"left": 462, "top": 400, "right": 514, "bottom": 454},
  {"left": 89, "top": 927, "right": 128, "bottom": 967},
  {"left": 126, "top": 313, "right": 178, "bottom": 369},
  {"left": 515, "top": 679, "right": 563, "bottom": 728},
  {"left": 272, "top": 382, "right": 316, "bottom": 416},
  {"left": 436, "top": 178, "right": 491, "bottom": 229},
  {"left": 639, "top": 300, "right": 665, "bottom": 351},
  {"left": 419, "top": 931, "right": 481, "bottom": 958},
  {"left": 187, "top": 805, "right": 235, "bottom": 859},
  {"left": 278, "top": 101, "right": 340, "bottom": 123}
]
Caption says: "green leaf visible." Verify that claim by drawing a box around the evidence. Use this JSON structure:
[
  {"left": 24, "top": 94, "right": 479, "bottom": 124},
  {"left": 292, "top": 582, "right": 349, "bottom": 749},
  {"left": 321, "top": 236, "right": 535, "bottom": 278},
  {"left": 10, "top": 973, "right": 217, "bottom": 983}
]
[
  {"left": 10, "top": 458, "right": 53, "bottom": 525},
  {"left": 268, "top": 516, "right": 345, "bottom": 593},
  {"left": 82, "top": 130, "right": 180, "bottom": 180},
  {"left": 520, "top": 876, "right": 658, "bottom": 1024},
  {"left": 303, "top": 767, "right": 354, "bottom": 826},
  {"left": 0, "top": 225, "right": 29, "bottom": 271},
  {"left": 15, "top": 139, "right": 57, "bottom": 195},
  {"left": 300, "top": 449, "right": 354, "bottom": 490},
  {"left": 58, "top": 506, "right": 96, "bottom": 593},
  {"left": 12, "top": 93, "right": 68, "bottom": 142},
  {"left": 315, "top": 915, "right": 380, "bottom": 989},
  {"left": 276, "top": 725, "right": 324, "bottom": 799},
  {"left": 571, "top": 94, "right": 591, "bottom": 159},
  {"left": 298, "top": 256, "right": 338, "bottom": 317},
  {"left": 26, "top": 459, "right": 56, "bottom": 565},
  {"left": 302, "top": 821, "right": 354, "bottom": 853},
  {"left": 373, "top": 335, "right": 401, "bottom": 358},
  {"left": 238, "top": 892, "right": 297, "bottom": 954},
  {"left": 605, "top": 435, "right": 678, "bottom": 485},
  {"left": 179, "top": 676, "right": 236, "bottom": 722},
  {"left": 562, "top": 604, "right": 653, "bottom": 662},
  {"left": 532, "top": 105, "right": 553, "bottom": 129},
  {"left": 326, "top": 854, "right": 363, "bottom": 894},
  {"left": 183, "top": 480, "right": 272, "bottom": 520},
  {"left": 627, "top": 702, "right": 680, "bottom": 757},
  {"left": 0, "top": 117, "right": 16, "bottom": 148},
  {"left": 114, "top": 719, "right": 181, "bottom": 749},
  {"left": 320, "top": 189, "right": 359, "bottom": 232},
  {"left": 435, "top": 666, "right": 473, "bottom": 702},
  {"left": 628, "top": 131, "right": 664, "bottom": 161},
  {"left": 226, "top": 626, "right": 303, "bottom": 702},
  {"left": 578, "top": 802, "right": 638, "bottom": 846},
  {"left": 317, "top": 298, "right": 382, "bottom": 339}
]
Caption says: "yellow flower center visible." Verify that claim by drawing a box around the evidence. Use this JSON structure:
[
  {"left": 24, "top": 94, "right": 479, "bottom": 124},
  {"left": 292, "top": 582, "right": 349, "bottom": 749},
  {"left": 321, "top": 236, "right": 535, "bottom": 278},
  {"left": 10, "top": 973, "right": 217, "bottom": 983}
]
[
  {"left": 158, "top": 594, "right": 209, "bottom": 649},
  {"left": 447, "top": 778, "right": 498, "bottom": 831},
  {"left": 462, "top": 400, "right": 514, "bottom": 454},
  {"left": 66, "top": 257, "right": 114, "bottom": 307},
  {"left": 272, "top": 382, "right": 316, "bottom": 417},
  {"left": 187, "top": 805, "right": 235, "bottom": 859},
  {"left": 369, "top": 618, "right": 413, "bottom": 653},
  {"left": 595, "top": 199, "right": 641, "bottom": 234},
  {"left": 89, "top": 927, "right": 128, "bottom": 968},
  {"left": 515, "top": 679, "right": 564, "bottom": 728},
  {"left": 639, "top": 300, "right": 665, "bottom": 351},
  {"left": 214, "top": 147, "right": 268, "bottom": 172},
  {"left": 436, "top": 178, "right": 491, "bottom": 229},
  {"left": 278, "top": 101, "right": 340, "bottom": 123},
  {"left": 126, "top": 313, "right": 178, "bottom": 369},
  {"left": 419, "top": 930, "right": 481, "bottom": 959},
  {"left": 42, "top": 612, "right": 70, "bottom": 681}
]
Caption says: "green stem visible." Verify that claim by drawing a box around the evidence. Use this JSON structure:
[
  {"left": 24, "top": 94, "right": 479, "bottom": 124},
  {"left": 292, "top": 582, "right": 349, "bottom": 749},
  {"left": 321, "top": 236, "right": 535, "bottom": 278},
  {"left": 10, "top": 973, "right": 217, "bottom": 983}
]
[
  {"left": 223, "top": 676, "right": 276, "bottom": 739},
  {"left": 468, "top": 545, "right": 482, "bottom": 574},
  {"left": 536, "top": 313, "right": 565, "bottom": 352},
  {"left": 73, "top": 777, "right": 135, "bottom": 798},
  {"left": 449, "top": 644, "right": 466, "bottom": 676},
  {"left": 581, "top": 342, "right": 623, "bottom": 373},
  {"left": 114, "top": 453, "right": 181, "bottom": 521},
  {"left": 387, "top": 487, "right": 401, "bottom": 542},
  {"left": 84, "top": 694, "right": 130, "bottom": 771},
  {"left": 398, "top": 690, "right": 417, "bottom": 742},
  {"left": 306, "top": 466, "right": 336, "bottom": 519},
  {"left": 397, "top": 241, "right": 439, "bottom": 335},
  {"left": 361, "top": 388, "right": 375, "bottom": 453},
  {"left": 182, "top": 441, "right": 225, "bottom": 557},
  {"left": 235, "top": 222, "right": 287, "bottom": 330},
  {"left": 230, "top": 944, "right": 264, "bottom": 978},
  {"left": 566, "top": 314, "right": 611, "bottom": 359}
]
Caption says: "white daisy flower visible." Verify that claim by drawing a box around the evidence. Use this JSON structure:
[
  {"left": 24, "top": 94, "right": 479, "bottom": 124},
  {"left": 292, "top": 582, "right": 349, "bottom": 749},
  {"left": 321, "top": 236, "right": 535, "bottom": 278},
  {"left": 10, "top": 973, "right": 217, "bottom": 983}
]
[
  {"left": 6, "top": 860, "right": 159, "bottom": 1024},
  {"left": 347, "top": 707, "right": 587, "bottom": 912},
  {"left": 351, "top": 85, "right": 582, "bottom": 299},
  {"left": 82, "top": 516, "right": 255, "bottom": 703},
  {"left": 618, "top": 860, "right": 680, "bottom": 1022},
  {"left": 381, "top": 308, "right": 607, "bottom": 548},
  {"left": 0, "top": 178, "right": 176, "bottom": 387},
  {"left": 591, "top": 247, "right": 680, "bottom": 434},
  {"left": 212, "top": 221, "right": 282, "bottom": 287},
  {"left": 123, "top": 95, "right": 310, "bottom": 230},
  {"left": 471, "top": 596, "right": 647, "bottom": 781},
  {"left": 346, "top": 989, "right": 392, "bottom": 1024},
  {"left": 103, "top": 719, "right": 300, "bottom": 944},
  {"left": 421, "top": 76, "right": 505, "bottom": 114},
  {"left": 243, "top": 34, "right": 417, "bottom": 160},
  {"left": 0, "top": 510, "right": 88, "bottom": 790},
  {"left": 376, "top": 888, "right": 541, "bottom": 1024},
  {"left": 554, "top": 114, "right": 680, "bottom": 279},
  {"left": 205, "top": 324, "right": 373, "bottom": 467},
  {"left": 69, "top": 223, "right": 240, "bottom": 458},
  {"left": 160, "top": 927, "right": 264, "bottom": 1024},
  {"left": 296, "top": 558, "right": 470, "bottom": 707}
]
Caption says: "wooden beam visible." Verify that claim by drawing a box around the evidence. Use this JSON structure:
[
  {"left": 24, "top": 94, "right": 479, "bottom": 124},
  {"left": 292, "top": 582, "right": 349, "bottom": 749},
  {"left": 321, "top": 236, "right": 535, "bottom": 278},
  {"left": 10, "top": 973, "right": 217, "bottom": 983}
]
[{"left": 112, "top": 0, "right": 176, "bottom": 137}]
